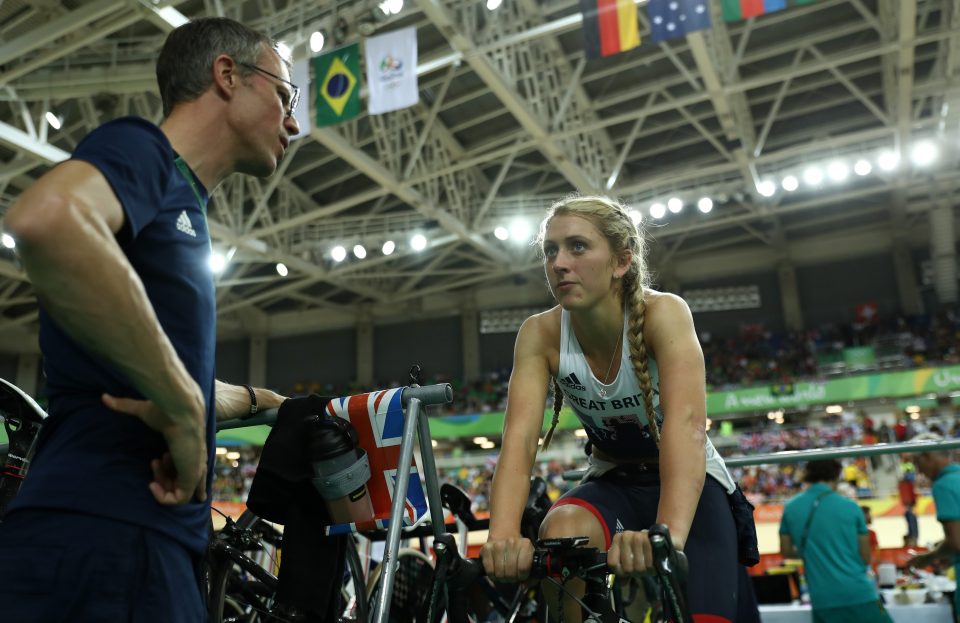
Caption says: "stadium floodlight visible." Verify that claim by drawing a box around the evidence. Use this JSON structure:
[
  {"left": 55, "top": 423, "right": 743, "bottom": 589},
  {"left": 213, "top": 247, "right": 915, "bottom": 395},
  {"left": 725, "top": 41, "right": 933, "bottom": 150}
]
[
  {"left": 509, "top": 219, "right": 531, "bottom": 242},
  {"left": 877, "top": 150, "right": 899, "bottom": 171},
  {"left": 209, "top": 251, "right": 227, "bottom": 273},
  {"left": 827, "top": 161, "right": 849, "bottom": 182},
  {"left": 911, "top": 140, "right": 939, "bottom": 167},
  {"left": 853, "top": 159, "right": 872, "bottom": 176},
  {"left": 756, "top": 180, "right": 777, "bottom": 197},
  {"left": 802, "top": 166, "right": 824, "bottom": 186}
]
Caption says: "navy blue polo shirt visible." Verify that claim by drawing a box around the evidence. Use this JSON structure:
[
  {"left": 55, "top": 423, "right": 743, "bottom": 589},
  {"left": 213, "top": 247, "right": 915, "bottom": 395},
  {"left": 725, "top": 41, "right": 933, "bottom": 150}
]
[{"left": 10, "top": 117, "right": 217, "bottom": 554}]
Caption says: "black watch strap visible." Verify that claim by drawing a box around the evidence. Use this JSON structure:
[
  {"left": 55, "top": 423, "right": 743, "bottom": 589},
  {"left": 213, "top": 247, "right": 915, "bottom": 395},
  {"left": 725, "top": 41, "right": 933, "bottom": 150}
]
[{"left": 243, "top": 384, "right": 258, "bottom": 416}]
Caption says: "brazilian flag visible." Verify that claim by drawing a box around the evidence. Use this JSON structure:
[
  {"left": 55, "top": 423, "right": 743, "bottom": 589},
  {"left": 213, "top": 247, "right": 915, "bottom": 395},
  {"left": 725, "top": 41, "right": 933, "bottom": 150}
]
[{"left": 312, "top": 43, "right": 360, "bottom": 126}]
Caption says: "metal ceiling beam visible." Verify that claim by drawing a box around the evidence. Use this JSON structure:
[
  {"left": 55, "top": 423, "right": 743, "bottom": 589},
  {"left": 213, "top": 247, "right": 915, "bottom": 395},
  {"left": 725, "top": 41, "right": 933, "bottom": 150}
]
[
  {"left": 0, "top": 120, "right": 69, "bottom": 164},
  {"left": 0, "top": 9, "right": 143, "bottom": 86},
  {"left": 656, "top": 170, "right": 960, "bottom": 242},
  {"left": 307, "top": 125, "right": 510, "bottom": 264},
  {"left": 0, "top": 0, "right": 124, "bottom": 67},
  {"left": 415, "top": 0, "right": 599, "bottom": 193},
  {"left": 896, "top": 0, "right": 918, "bottom": 151}
]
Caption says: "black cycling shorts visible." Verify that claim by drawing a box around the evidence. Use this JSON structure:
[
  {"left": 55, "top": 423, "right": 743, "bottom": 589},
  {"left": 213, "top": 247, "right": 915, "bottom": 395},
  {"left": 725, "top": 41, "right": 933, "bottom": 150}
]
[{"left": 552, "top": 470, "right": 739, "bottom": 623}]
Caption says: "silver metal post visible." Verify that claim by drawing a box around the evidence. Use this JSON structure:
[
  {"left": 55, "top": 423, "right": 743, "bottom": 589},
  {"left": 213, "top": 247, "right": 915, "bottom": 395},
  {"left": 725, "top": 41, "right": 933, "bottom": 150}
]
[
  {"left": 416, "top": 404, "right": 448, "bottom": 541},
  {"left": 724, "top": 438, "right": 960, "bottom": 468},
  {"left": 372, "top": 396, "right": 423, "bottom": 623}
]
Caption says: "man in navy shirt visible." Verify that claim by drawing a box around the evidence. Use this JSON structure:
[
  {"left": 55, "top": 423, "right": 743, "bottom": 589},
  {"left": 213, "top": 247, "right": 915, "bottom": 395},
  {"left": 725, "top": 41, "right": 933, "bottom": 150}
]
[{"left": 0, "top": 17, "right": 298, "bottom": 621}]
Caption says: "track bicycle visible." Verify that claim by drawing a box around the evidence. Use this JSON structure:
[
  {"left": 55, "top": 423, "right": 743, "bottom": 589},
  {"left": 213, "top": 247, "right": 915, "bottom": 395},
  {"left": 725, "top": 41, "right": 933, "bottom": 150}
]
[
  {"left": 414, "top": 478, "right": 691, "bottom": 623},
  {"left": 206, "top": 506, "right": 369, "bottom": 623},
  {"left": 435, "top": 522, "right": 691, "bottom": 623}
]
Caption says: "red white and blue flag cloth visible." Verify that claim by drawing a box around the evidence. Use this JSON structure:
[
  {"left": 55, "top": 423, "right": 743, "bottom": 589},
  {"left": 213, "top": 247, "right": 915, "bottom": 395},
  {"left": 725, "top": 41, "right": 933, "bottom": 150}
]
[{"left": 323, "top": 388, "right": 430, "bottom": 536}]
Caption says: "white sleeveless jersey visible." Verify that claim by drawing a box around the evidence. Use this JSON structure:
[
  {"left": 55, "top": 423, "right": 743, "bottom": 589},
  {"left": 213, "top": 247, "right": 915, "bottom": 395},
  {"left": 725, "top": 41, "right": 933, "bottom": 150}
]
[{"left": 557, "top": 308, "right": 736, "bottom": 493}]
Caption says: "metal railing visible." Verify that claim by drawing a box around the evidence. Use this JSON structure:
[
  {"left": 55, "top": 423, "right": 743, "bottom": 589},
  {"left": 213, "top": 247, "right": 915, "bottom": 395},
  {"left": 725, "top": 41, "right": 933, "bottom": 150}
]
[{"left": 722, "top": 438, "right": 960, "bottom": 468}]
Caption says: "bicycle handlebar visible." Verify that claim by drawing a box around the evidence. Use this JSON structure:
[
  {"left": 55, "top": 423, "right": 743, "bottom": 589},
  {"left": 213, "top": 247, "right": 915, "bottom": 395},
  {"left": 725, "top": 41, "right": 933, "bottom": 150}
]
[
  {"left": 215, "top": 383, "right": 453, "bottom": 431},
  {"left": 441, "top": 537, "right": 610, "bottom": 590},
  {"left": 439, "top": 525, "right": 692, "bottom": 623}
]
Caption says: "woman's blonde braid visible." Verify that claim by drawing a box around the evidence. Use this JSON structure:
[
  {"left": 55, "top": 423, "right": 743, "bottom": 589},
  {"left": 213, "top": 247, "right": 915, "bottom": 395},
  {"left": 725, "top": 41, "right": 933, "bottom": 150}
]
[
  {"left": 541, "top": 378, "right": 564, "bottom": 451},
  {"left": 625, "top": 284, "right": 660, "bottom": 447}
]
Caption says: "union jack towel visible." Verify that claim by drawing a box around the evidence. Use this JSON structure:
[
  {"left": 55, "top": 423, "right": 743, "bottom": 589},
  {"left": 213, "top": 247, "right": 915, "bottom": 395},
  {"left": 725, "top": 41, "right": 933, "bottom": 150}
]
[{"left": 323, "top": 388, "right": 429, "bottom": 535}]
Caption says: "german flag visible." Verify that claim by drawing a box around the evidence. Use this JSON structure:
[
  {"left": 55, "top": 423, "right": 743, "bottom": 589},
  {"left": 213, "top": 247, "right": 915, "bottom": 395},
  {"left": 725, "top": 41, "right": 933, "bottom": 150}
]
[{"left": 579, "top": 0, "right": 640, "bottom": 60}]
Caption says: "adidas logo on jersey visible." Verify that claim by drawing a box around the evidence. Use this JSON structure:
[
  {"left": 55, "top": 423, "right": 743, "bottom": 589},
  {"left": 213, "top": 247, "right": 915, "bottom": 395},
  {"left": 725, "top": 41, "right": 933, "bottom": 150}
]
[
  {"left": 176, "top": 210, "right": 197, "bottom": 237},
  {"left": 558, "top": 372, "right": 585, "bottom": 392}
]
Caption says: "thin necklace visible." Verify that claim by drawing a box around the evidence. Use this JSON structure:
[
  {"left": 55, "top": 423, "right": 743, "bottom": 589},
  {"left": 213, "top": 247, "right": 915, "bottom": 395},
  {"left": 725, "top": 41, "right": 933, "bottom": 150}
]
[{"left": 597, "top": 317, "right": 625, "bottom": 399}]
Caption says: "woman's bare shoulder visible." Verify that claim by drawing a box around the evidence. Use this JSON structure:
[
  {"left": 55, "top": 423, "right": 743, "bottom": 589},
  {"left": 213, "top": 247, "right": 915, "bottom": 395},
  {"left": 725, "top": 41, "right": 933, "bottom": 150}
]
[
  {"left": 642, "top": 289, "right": 692, "bottom": 317},
  {"left": 520, "top": 305, "right": 562, "bottom": 346}
]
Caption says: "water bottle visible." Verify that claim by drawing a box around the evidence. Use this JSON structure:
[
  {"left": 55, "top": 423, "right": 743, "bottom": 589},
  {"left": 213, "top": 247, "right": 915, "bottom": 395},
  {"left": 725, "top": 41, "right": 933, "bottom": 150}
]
[{"left": 308, "top": 415, "right": 375, "bottom": 524}]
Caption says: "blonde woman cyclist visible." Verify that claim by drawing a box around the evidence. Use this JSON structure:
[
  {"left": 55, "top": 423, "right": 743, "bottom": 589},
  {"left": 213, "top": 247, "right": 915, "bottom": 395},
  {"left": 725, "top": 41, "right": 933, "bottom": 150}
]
[{"left": 480, "top": 196, "right": 742, "bottom": 622}]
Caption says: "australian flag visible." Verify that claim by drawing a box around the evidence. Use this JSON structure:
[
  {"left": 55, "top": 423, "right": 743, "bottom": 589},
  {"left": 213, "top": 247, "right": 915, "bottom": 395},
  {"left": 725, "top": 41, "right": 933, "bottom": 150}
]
[
  {"left": 648, "top": 0, "right": 712, "bottom": 44},
  {"left": 324, "top": 387, "right": 429, "bottom": 535}
]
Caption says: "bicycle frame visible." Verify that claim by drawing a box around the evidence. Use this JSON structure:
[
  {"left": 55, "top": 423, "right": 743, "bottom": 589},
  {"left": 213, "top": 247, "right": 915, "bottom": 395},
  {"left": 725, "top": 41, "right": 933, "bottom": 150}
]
[{"left": 370, "top": 388, "right": 452, "bottom": 623}]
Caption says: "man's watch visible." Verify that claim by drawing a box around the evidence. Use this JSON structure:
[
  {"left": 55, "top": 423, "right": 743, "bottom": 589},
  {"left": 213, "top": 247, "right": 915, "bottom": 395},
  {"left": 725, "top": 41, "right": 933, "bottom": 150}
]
[{"left": 243, "top": 384, "right": 258, "bottom": 417}]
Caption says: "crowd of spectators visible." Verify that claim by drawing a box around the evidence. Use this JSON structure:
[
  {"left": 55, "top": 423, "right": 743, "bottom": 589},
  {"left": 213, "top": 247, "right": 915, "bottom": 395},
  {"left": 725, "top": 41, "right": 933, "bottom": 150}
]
[
  {"left": 210, "top": 312, "right": 960, "bottom": 506},
  {"left": 284, "top": 311, "right": 960, "bottom": 409},
  {"left": 701, "top": 310, "right": 960, "bottom": 389}
]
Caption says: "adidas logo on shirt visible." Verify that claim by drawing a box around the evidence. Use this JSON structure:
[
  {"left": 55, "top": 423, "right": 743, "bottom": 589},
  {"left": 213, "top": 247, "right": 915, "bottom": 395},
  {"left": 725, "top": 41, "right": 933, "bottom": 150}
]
[
  {"left": 558, "top": 372, "right": 586, "bottom": 392},
  {"left": 176, "top": 210, "right": 197, "bottom": 237}
]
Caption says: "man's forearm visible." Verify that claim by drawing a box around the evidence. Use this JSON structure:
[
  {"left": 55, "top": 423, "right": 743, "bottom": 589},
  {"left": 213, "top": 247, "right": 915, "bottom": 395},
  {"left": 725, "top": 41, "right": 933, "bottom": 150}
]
[
  {"left": 214, "top": 381, "right": 286, "bottom": 421},
  {"left": 12, "top": 196, "right": 197, "bottom": 415}
]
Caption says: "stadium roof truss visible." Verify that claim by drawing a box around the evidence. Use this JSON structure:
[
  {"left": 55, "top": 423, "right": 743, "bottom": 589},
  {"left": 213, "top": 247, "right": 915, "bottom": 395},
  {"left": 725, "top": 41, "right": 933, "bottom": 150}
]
[{"left": 0, "top": 0, "right": 958, "bottom": 344}]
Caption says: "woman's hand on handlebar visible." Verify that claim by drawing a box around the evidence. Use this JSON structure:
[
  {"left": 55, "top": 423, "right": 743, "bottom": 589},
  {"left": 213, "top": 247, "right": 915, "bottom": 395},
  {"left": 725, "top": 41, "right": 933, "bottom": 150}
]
[
  {"left": 608, "top": 529, "right": 656, "bottom": 579},
  {"left": 480, "top": 536, "right": 535, "bottom": 582}
]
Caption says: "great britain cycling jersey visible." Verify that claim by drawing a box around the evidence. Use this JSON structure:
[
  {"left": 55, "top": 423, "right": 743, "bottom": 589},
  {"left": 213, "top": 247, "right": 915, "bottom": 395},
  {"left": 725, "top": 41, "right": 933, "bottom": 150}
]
[{"left": 557, "top": 308, "right": 736, "bottom": 493}]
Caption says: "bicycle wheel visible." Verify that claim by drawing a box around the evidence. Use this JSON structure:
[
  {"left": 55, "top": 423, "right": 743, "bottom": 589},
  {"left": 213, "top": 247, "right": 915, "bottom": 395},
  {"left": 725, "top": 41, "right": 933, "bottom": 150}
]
[
  {"left": 342, "top": 538, "right": 369, "bottom": 622},
  {"left": 207, "top": 510, "right": 282, "bottom": 623},
  {"left": 366, "top": 548, "right": 437, "bottom": 623},
  {"left": 208, "top": 510, "right": 369, "bottom": 623}
]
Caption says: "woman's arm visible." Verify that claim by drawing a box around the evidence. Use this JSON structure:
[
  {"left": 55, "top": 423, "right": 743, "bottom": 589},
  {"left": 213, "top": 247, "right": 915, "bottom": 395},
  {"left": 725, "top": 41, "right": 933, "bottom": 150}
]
[
  {"left": 647, "top": 293, "right": 707, "bottom": 550},
  {"left": 489, "top": 314, "right": 552, "bottom": 536},
  {"left": 483, "top": 313, "right": 554, "bottom": 579}
]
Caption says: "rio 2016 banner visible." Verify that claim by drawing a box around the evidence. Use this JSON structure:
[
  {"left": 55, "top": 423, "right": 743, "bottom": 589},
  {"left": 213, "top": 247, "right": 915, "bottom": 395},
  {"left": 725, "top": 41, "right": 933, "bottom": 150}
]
[{"left": 707, "top": 365, "right": 960, "bottom": 415}]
